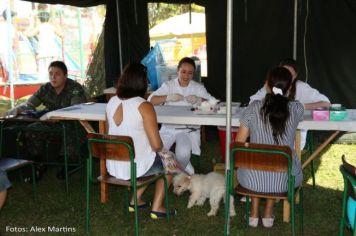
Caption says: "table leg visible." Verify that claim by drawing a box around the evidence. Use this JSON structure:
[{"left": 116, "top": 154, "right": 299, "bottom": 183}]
[
  {"left": 282, "top": 130, "right": 302, "bottom": 222},
  {"left": 295, "top": 129, "right": 302, "bottom": 160},
  {"left": 79, "top": 121, "right": 95, "bottom": 133},
  {"left": 283, "top": 200, "right": 290, "bottom": 222},
  {"left": 97, "top": 121, "right": 109, "bottom": 202},
  {"left": 78, "top": 120, "right": 109, "bottom": 203},
  {"left": 302, "top": 131, "right": 340, "bottom": 169},
  {"left": 99, "top": 121, "right": 106, "bottom": 134}
]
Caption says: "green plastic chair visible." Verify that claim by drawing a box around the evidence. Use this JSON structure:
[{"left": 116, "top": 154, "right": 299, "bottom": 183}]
[
  {"left": 25, "top": 121, "right": 83, "bottom": 193},
  {"left": 225, "top": 142, "right": 303, "bottom": 236},
  {"left": 2, "top": 118, "right": 83, "bottom": 193},
  {"left": 0, "top": 120, "right": 37, "bottom": 202},
  {"left": 86, "top": 133, "right": 170, "bottom": 236},
  {"left": 339, "top": 155, "right": 356, "bottom": 236}
]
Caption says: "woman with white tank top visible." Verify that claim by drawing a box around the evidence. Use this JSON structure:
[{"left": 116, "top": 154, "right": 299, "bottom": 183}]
[{"left": 105, "top": 63, "right": 176, "bottom": 219}]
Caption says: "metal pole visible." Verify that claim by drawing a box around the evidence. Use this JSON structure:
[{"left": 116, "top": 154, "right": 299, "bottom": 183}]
[
  {"left": 293, "top": 0, "right": 298, "bottom": 59},
  {"left": 77, "top": 8, "right": 85, "bottom": 80},
  {"left": 224, "top": 0, "right": 233, "bottom": 234},
  {"left": 116, "top": 0, "right": 123, "bottom": 72},
  {"left": 5, "top": 2, "right": 15, "bottom": 108},
  {"left": 133, "top": 0, "right": 138, "bottom": 25}
]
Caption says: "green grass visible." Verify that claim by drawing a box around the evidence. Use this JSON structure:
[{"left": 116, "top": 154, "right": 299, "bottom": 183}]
[{"left": 0, "top": 139, "right": 355, "bottom": 235}]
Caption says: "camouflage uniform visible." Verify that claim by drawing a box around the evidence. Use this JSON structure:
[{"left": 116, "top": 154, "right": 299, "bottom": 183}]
[{"left": 23, "top": 79, "right": 87, "bottom": 162}]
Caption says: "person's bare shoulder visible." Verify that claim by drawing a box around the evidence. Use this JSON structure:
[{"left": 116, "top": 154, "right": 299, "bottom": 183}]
[{"left": 139, "top": 101, "right": 155, "bottom": 113}]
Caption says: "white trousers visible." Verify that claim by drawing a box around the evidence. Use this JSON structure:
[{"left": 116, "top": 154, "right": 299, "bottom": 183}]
[
  {"left": 160, "top": 128, "right": 200, "bottom": 174},
  {"left": 300, "top": 129, "right": 307, "bottom": 150}
]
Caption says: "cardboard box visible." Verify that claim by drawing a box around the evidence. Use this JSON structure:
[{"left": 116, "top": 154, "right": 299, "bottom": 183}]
[
  {"left": 330, "top": 108, "right": 348, "bottom": 121},
  {"left": 313, "top": 109, "right": 329, "bottom": 121}
]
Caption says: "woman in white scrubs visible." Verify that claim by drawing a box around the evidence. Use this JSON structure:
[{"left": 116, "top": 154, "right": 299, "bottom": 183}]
[{"left": 148, "top": 57, "right": 216, "bottom": 174}]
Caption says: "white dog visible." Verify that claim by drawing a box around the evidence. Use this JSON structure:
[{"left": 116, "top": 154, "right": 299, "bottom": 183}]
[{"left": 173, "top": 172, "right": 236, "bottom": 217}]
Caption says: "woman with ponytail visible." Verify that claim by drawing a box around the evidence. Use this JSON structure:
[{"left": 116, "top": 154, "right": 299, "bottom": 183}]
[
  {"left": 235, "top": 66, "right": 304, "bottom": 228},
  {"left": 250, "top": 58, "right": 330, "bottom": 149}
]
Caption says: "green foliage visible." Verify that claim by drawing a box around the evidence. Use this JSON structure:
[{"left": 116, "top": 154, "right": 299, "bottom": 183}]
[
  {"left": 148, "top": 3, "right": 205, "bottom": 29},
  {"left": 83, "top": 28, "right": 106, "bottom": 98}
]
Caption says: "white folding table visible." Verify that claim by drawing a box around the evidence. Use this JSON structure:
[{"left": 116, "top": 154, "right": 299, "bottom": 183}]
[{"left": 43, "top": 103, "right": 356, "bottom": 220}]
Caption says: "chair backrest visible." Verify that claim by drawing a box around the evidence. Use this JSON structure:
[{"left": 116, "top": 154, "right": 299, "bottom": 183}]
[
  {"left": 87, "top": 133, "right": 135, "bottom": 161},
  {"left": 340, "top": 155, "right": 356, "bottom": 199},
  {"left": 230, "top": 142, "right": 292, "bottom": 172}
]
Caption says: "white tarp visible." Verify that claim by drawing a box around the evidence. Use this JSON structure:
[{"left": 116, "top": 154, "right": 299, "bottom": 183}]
[{"left": 149, "top": 12, "right": 205, "bottom": 39}]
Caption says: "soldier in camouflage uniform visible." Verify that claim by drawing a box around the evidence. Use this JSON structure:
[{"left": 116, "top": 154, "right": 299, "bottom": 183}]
[{"left": 5, "top": 61, "right": 87, "bottom": 178}]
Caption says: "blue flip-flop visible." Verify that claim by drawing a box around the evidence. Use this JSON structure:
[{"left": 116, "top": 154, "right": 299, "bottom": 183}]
[
  {"left": 128, "top": 201, "right": 151, "bottom": 212},
  {"left": 150, "top": 209, "right": 177, "bottom": 219}
]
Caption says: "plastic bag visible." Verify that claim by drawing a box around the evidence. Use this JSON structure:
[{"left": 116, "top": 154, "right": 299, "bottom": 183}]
[
  {"left": 141, "top": 44, "right": 165, "bottom": 90},
  {"left": 158, "top": 149, "right": 192, "bottom": 175}
]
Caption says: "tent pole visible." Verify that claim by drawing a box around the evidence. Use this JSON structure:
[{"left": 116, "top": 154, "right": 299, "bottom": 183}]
[
  {"left": 77, "top": 9, "right": 85, "bottom": 80},
  {"left": 293, "top": 0, "right": 298, "bottom": 59},
  {"left": 224, "top": 0, "right": 233, "bottom": 235},
  {"left": 133, "top": 0, "right": 138, "bottom": 25},
  {"left": 5, "top": 3, "right": 15, "bottom": 108},
  {"left": 116, "top": 0, "right": 123, "bottom": 72}
]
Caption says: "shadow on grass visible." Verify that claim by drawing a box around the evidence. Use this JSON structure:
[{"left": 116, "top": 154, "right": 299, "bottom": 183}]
[
  {"left": 0, "top": 169, "right": 349, "bottom": 236},
  {"left": 0, "top": 138, "right": 354, "bottom": 235},
  {"left": 1, "top": 99, "right": 355, "bottom": 235}
]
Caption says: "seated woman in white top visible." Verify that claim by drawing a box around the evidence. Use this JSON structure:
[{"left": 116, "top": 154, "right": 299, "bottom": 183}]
[
  {"left": 249, "top": 58, "right": 331, "bottom": 149},
  {"left": 106, "top": 63, "right": 175, "bottom": 219},
  {"left": 148, "top": 57, "right": 216, "bottom": 174}
]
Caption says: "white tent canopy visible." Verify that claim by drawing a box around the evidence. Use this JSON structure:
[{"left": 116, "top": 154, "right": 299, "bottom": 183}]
[{"left": 149, "top": 12, "right": 205, "bottom": 39}]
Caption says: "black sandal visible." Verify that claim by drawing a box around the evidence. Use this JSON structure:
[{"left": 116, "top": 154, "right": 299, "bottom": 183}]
[{"left": 150, "top": 209, "right": 177, "bottom": 219}]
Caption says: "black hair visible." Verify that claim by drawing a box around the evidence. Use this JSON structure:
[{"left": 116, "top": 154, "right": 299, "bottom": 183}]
[
  {"left": 177, "top": 57, "right": 196, "bottom": 70},
  {"left": 261, "top": 66, "right": 293, "bottom": 144},
  {"left": 116, "top": 63, "right": 148, "bottom": 99},
  {"left": 48, "top": 61, "right": 68, "bottom": 75},
  {"left": 279, "top": 58, "right": 298, "bottom": 100}
]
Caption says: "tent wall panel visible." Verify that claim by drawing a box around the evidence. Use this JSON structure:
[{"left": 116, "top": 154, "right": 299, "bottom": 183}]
[{"left": 19, "top": 0, "right": 356, "bottom": 107}]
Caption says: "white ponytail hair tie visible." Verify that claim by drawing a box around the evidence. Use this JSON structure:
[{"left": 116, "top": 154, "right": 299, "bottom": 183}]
[{"left": 272, "top": 87, "right": 283, "bottom": 95}]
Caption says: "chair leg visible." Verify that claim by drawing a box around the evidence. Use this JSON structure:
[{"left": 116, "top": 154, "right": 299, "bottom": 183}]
[
  {"left": 310, "top": 161, "right": 316, "bottom": 188},
  {"left": 16, "top": 134, "right": 21, "bottom": 159},
  {"left": 163, "top": 176, "right": 170, "bottom": 222},
  {"left": 339, "top": 181, "right": 349, "bottom": 236},
  {"left": 74, "top": 124, "right": 84, "bottom": 182},
  {"left": 85, "top": 159, "right": 90, "bottom": 232},
  {"left": 31, "top": 163, "right": 38, "bottom": 202},
  {"left": 245, "top": 196, "right": 250, "bottom": 226},
  {"left": 299, "top": 188, "right": 304, "bottom": 236},
  {"left": 124, "top": 187, "right": 129, "bottom": 216},
  {"left": 307, "top": 131, "right": 316, "bottom": 189},
  {"left": 45, "top": 141, "right": 50, "bottom": 162},
  {"left": 61, "top": 125, "right": 69, "bottom": 193},
  {"left": 133, "top": 181, "right": 139, "bottom": 236},
  {"left": 291, "top": 194, "right": 296, "bottom": 236}
]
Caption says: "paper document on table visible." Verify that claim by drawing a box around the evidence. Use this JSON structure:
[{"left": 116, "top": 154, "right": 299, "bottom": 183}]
[{"left": 61, "top": 106, "right": 81, "bottom": 111}]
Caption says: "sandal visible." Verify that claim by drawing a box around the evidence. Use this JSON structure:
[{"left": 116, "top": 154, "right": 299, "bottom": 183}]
[
  {"left": 150, "top": 209, "right": 177, "bottom": 219},
  {"left": 128, "top": 201, "right": 151, "bottom": 212},
  {"left": 262, "top": 216, "right": 275, "bottom": 228}
]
